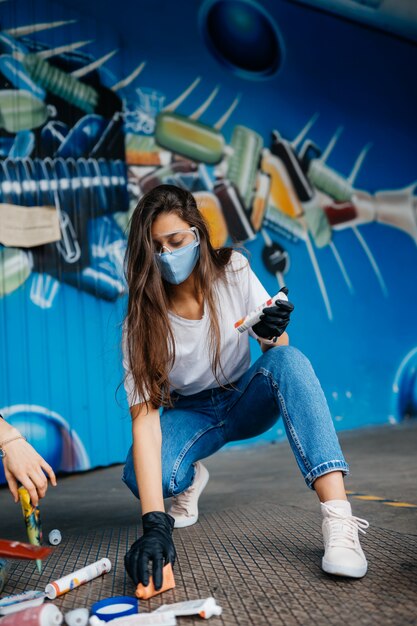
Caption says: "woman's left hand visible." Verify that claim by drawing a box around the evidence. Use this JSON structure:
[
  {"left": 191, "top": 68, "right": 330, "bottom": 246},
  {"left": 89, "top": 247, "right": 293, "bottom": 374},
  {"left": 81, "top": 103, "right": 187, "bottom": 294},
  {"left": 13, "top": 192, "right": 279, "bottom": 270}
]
[{"left": 253, "top": 288, "right": 294, "bottom": 340}]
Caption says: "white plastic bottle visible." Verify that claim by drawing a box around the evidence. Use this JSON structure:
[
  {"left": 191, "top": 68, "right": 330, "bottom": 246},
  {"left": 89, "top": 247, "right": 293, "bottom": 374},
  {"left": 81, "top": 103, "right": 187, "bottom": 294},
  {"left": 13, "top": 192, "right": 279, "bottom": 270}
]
[
  {"left": 0, "top": 604, "right": 63, "bottom": 625},
  {"left": 155, "top": 597, "right": 222, "bottom": 619},
  {"left": 234, "top": 290, "right": 288, "bottom": 333},
  {"left": 45, "top": 558, "right": 111, "bottom": 599}
]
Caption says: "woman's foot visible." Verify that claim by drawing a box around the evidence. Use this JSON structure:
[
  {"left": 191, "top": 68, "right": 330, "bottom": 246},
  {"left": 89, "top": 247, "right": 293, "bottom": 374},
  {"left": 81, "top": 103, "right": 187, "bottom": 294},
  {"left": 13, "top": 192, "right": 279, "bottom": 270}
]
[
  {"left": 321, "top": 500, "right": 369, "bottom": 578},
  {"left": 168, "top": 461, "right": 209, "bottom": 528}
]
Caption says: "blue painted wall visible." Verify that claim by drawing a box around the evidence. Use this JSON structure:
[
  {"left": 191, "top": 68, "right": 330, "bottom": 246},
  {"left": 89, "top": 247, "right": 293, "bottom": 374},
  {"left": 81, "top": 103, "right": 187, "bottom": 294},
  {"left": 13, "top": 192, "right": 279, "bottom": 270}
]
[{"left": 0, "top": 0, "right": 416, "bottom": 481}]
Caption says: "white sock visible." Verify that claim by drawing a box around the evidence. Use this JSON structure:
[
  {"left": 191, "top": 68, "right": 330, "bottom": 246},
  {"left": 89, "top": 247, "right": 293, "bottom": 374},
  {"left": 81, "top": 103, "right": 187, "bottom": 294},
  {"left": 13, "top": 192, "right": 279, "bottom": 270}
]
[{"left": 322, "top": 499, "right": 352, "bottom": 516}]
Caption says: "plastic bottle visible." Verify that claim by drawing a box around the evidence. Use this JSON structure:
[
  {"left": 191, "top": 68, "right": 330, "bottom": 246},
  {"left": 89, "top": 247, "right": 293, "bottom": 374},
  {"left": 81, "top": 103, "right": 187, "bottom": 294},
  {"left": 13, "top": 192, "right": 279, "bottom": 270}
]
[
  {"left": 234, "top": 290, "right": 288, "bottom": 333},
  {"left": 44, "top": 558, "right": 111, "bottom": 599},
  {"left": 155, "top": 597, "right": 222, "bottom": 619},
  {"left": 0, "top": 604, "right": 62, "bottom": 626}
]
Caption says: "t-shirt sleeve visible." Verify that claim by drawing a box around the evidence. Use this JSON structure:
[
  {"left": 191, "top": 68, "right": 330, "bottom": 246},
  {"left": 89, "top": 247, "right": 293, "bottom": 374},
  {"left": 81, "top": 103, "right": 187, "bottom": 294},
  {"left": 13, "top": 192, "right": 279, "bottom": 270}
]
[
  {"left": 230, "top": 251, "right": 271, "bottom": 339},
  {"left": 122, "top": 325, "right": 144, "bottom": 407}
]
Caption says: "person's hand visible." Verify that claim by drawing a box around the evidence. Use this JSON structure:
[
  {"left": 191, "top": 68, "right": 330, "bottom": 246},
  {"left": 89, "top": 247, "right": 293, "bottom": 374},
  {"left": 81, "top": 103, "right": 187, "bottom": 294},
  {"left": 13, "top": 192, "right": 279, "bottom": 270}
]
[
  {"left": 1, "top": 435, "right": 57, "bottom": 505},
  {"left": 125, "top": 511, "right": 176, "bottom": 589},
  {"left": 252, "top": 287, "right": 294, "bottom": 340}
]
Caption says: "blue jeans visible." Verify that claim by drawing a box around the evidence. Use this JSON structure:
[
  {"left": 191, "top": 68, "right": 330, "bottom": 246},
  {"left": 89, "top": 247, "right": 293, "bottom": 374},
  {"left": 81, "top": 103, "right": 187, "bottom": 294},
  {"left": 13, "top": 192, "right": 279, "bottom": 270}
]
[{"left": 122, "top": 346, "right": 349, "bottom": 497}]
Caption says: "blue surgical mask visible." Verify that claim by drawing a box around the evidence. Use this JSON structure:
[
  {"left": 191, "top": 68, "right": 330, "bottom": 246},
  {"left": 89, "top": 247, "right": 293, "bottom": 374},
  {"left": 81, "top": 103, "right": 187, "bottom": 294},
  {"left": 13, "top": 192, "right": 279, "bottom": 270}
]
[{"left": 156, "top": 238, "right": 200, "bottom": 285}]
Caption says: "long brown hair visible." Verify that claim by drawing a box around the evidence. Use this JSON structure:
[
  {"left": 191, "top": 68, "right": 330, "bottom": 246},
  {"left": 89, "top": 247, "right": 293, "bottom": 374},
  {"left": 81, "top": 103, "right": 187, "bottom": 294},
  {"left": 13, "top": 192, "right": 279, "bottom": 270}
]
[{"left": 124, "top": 184, "right": 233, "bottom": 411}]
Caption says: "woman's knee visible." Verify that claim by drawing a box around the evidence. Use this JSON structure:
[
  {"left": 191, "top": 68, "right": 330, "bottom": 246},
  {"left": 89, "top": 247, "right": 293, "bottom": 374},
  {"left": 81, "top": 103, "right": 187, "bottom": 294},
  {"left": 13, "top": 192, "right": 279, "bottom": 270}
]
[{"left": 260, "top": 345, "right": 315, "bottom": 380}]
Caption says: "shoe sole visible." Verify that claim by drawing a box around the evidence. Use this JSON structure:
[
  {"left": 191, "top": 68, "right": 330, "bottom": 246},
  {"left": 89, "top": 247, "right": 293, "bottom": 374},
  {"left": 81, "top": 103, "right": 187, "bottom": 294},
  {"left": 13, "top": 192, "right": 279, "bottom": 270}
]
[
  {"left": 322, "top": 557, "right": 367, "bottom": 578},
  {"left": 172, "top": 466, "right": 210, "bottom": 529}
]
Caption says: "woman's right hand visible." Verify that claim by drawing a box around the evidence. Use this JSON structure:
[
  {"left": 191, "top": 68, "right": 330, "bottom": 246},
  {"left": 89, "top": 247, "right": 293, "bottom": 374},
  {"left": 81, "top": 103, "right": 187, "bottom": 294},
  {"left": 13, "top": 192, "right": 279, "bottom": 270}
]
[
  {"left": 1, "top": 434, "right": 57, "bottom": 506},
  {"left": 124, "top": 511, "right": 176, "bottom": 589}
]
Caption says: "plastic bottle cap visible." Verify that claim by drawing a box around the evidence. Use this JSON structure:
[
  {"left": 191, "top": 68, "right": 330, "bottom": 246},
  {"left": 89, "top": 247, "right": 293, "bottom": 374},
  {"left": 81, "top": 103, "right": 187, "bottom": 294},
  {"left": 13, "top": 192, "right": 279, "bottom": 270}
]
[
  {"left": 65, "top": 608, "right": 89, "bottom": 626},
  {"left": 90, "top": 597, "right": 138, "bottom": 622},
  {"left": 48, "top": 530, "right": 62, "bottom": 546}
]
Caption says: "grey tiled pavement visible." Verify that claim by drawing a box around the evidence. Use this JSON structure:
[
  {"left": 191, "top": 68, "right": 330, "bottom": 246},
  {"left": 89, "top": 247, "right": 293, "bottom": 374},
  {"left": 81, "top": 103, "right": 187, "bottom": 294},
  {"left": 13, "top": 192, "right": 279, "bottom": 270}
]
[{"left": 1, "top": 422, "right": 417, "bottom": 625}]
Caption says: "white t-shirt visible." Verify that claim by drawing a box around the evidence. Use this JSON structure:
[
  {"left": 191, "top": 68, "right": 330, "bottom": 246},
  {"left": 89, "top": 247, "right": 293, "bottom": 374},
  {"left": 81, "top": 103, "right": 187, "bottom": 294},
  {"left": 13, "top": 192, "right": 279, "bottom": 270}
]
[{"left": 123, "top": 251, "right": 270, "bottom": 406}]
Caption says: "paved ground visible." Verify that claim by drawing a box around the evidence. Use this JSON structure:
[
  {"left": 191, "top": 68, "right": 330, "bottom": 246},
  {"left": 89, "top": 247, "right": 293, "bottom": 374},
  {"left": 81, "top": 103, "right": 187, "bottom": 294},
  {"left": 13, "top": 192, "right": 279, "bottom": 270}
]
[{"left": 1, "top": 421, "right": 416, "bottom": 625}]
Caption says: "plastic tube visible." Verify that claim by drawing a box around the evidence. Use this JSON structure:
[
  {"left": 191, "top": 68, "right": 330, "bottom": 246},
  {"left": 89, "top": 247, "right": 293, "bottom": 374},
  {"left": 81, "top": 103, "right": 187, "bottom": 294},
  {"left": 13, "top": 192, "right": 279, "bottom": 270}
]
[
  {"left": 213, "top": 179, "right": 255, "bottom": 243},
  {"left": 0, "top": 591, "right": 45, "bottom": 616},
  {"left": 227, "top": 125, "right": 263, "bottom": 209},
  {"left": 0, "top": 604, "right": 62, "bottom": 626},
  {"left": 23, "top": 54, "right": 98, "bottom": 113},
  {"left": 155, "top": 597, "right": 222, "bottom": 619},
  {"left": 261, "top": 150, "right": 304, "bottom": 219},
  {"left": 271, "top": 134, "right": 314, "bottom": 202},
  {"left": 44, "top": 558, "right": 111, "bottom": 599},
  {"left": 18, "top": 486, "right": 43, "bottom": 573},
  {"left": 155, "top": 112, "right": 225, "bottom": 164},
  {"left": 194, "top": 191, "right": 228, "bottom": 248},
  {"left": 307, "top": 159, "right": 353, "bottom": 202},
  {"left": 234, "top": 290, "right": 288, "bottom": 334}
]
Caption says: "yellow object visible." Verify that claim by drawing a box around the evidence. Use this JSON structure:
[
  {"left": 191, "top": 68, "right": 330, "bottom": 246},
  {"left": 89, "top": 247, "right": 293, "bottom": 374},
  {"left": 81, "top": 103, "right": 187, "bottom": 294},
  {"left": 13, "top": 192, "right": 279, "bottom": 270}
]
[
  {"left": 18, "top": 486, "right": 43, "bottom": 573},
  {"left": 261, "top": 149, "right": 304, "bottom": 219},
  {"left": 155, "top": 113, "right": 225, "bottom": 164},
  {"left": 194, "top": 191, "right": 228, "bottom": 248},
  {"left": 354, "top": 495, "right": 386, "bottom": 501},
  {"left": 251, "top": 172, "right": 271, "bottom": 231}
]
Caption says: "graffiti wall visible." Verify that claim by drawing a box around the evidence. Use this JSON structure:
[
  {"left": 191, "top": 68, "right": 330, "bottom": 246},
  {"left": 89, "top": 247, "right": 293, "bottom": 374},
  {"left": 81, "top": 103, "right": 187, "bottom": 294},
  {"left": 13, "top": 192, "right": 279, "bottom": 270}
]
[{"left": 0, "top": 0, "right": 416, "bottom": 482}]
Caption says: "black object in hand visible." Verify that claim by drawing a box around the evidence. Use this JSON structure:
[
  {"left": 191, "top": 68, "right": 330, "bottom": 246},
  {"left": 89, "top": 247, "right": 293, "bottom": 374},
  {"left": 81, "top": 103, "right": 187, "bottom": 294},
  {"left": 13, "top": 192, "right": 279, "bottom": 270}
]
[
  {"left": 124, "top": 511, "right": 176, "bottom": 589},
  {"left": 252, "top": 287, "right": 294, "bottom": 340}
]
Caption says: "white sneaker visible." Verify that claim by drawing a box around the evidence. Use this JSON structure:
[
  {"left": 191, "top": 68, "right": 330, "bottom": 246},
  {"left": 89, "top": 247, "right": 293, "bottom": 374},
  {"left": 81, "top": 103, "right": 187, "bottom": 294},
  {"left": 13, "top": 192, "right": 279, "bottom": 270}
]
[
  {"left": 168, "top": 461, "right": 209, "bottom": 528},
  {"left": 321, "top": 500, "right": 369, "bottom": 578}
]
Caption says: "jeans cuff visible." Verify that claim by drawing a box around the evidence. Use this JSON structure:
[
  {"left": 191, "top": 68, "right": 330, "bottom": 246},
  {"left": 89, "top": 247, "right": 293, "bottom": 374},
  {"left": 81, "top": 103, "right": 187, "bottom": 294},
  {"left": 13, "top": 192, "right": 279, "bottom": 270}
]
[{"left": 304, "top": 460, "right": 349, "bottom": 490}]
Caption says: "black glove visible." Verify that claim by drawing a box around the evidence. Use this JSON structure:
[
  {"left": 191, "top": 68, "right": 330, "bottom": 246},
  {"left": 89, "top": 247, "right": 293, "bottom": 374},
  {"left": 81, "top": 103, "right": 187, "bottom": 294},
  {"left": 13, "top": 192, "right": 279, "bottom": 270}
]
[
  {"left": 124, "top": 511, "right": 176, "bottom": 589},
  {"left": 252, "top": 287, "right": 294, "bottom": 340}
]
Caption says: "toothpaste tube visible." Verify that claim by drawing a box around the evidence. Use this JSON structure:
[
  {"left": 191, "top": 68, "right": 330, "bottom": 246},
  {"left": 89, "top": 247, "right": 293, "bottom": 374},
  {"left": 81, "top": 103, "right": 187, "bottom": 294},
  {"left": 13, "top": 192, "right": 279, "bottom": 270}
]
[
  {"left": 0, "top": 603, "right": 62, "bottom": 625},
  {"left": 155, "top": 597, "right": 222, "bottom": 619},
  {"left": 44, "top": 558, "right": 111, "bottom": 599},
  {"left": 89, "top": 611, "right": 176, "bottom": 626},
  {"left": 0, "top": 590, "right": 45, "bottom": 616},
  {"left": 18, "top": 486, "right": 43, "bottom": 574},
  {"left": 234, "top": 290, "right": 288, "bottom": 334}
]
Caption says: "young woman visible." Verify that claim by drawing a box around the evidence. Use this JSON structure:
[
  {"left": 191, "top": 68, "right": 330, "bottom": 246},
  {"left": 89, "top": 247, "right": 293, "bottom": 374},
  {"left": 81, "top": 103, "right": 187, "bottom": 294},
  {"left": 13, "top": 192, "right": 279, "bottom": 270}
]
[{"left": 122, "top": 184, "right": 369, "bottom": 590}]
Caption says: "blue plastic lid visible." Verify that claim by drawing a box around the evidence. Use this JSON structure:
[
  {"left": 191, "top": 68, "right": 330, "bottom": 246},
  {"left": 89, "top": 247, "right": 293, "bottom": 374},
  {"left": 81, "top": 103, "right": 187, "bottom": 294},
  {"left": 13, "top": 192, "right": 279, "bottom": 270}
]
[{"left": 91, "top": 596, "right": 138, "bottom": 622}]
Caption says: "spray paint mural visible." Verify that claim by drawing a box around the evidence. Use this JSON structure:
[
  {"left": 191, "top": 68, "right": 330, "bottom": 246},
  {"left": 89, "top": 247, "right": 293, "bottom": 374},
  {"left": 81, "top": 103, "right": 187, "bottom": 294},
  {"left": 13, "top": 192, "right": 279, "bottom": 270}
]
[{"left": 0, "top": 0, "right": 416, "bottom": 482}]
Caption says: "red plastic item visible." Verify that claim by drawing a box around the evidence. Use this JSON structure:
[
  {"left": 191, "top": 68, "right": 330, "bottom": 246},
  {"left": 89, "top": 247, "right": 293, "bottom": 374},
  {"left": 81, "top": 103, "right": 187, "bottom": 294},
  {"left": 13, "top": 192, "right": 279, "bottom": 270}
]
[{"left": 0, "top": 539, "right": 52, "bottom": 561}]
